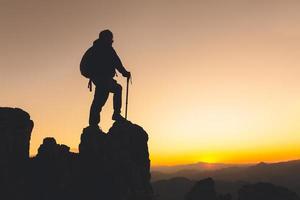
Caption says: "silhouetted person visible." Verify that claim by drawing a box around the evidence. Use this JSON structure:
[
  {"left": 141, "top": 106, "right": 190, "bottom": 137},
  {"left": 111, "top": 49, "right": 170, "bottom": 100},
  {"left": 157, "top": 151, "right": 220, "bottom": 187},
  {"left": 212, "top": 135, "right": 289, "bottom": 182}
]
[{"left": 88, "top": 30, "right": 131, "bottom": 126}]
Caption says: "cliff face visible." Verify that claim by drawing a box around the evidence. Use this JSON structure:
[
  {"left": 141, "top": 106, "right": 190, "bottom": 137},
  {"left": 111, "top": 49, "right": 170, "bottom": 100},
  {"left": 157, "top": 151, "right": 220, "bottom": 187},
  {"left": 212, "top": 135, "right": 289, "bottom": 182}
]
[
  {"left": 78, "top": 121, "right": 153, "bottom": 200},
  {"left": 0, "top": 107, "right": 33, "bottom": 164},
  {"left": 0, "top": 108, "right": 34, "bottom": 200}
]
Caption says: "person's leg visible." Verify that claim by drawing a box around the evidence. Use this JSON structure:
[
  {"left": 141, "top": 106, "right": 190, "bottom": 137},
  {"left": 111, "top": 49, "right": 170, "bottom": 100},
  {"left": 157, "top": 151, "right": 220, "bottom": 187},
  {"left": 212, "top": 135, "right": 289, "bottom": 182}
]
[
  {"left": 89, "top": 86, "right": 109, "bottom": 126},
  {"left": 109, "top": 80, "right": 124, "bottom": 120}
]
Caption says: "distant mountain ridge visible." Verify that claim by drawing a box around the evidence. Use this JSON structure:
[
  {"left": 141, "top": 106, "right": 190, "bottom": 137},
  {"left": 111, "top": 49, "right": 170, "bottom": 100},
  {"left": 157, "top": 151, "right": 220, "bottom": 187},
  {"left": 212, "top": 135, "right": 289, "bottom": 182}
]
[
  {"left": 152, "top": 162, "right": 248, "bottom": 173},
  {"left": 152, "top": 159, "right": 300, "bottom": 199},
  {"left": 151, "top": 162, "right": 248, "bottom": 182},
  {"left": 151, "top": 159, "right": 300, "bottom": 182},
  {"left": 152, "top": 177, "right": 300, "bottom": 200}
]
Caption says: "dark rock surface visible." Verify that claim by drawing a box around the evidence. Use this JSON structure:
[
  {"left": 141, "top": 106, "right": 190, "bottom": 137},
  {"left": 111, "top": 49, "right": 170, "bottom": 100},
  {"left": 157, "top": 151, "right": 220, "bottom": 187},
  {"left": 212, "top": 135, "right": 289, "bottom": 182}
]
[
  {"left": 30, "top": 137, "right": 78, "bottom": 200},
  {"left": 78, "top": 121, "right": 153, "bottom": 200},
  {"left": 0, "top": 107, "right": 34, "bottom": 200},
  {"left": 238, "top": 182, "right": 300, "bottom": 200},
  {"left": 0, "top": 107, "right": 33, "bottom": 163},
  {"left": 0, "top": 107, "right": 153, "bottom": 200}
]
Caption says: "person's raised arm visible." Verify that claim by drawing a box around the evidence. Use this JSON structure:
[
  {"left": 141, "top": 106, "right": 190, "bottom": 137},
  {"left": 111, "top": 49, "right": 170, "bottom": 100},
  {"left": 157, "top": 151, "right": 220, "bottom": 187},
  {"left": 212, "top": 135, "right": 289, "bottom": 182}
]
[{"left": 112, "top": 48, "right": 131, "bottom": 78}]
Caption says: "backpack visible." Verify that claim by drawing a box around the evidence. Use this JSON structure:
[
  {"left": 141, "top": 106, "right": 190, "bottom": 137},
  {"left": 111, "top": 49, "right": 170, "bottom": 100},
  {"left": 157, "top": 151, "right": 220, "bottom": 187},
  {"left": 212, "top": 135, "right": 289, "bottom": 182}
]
[
  {"left": 80, "top": 46, "right": 96, "bottom": 79},
  {"left": 80, "top": 46, "right": 98, "bottom": 91},
  {"left": 80, "top": 45, "right": 116, "bottom": 79}
]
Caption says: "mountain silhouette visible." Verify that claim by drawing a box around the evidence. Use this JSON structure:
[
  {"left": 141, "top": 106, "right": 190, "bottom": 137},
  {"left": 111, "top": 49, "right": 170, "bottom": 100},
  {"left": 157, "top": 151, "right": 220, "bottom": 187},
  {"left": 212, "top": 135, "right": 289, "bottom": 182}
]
[
  {"left": 185, "top": 178, "right": 232, "bottom": 200},
  {"left": 152, "top": 160, "right": 300, "bottom": 194},
  {"left": 238, "top": 182, "right": 300, "bottom": 200},
  {"left": 185, "top": 177, "right": 218, "bottom": 200},
  {"left": 153, "top": 177, "right": 300, "bottom": 200},
  {"left": 152, "top": 159, "right": 300, "bottom": 200},
  {"left": 152, "top": 162, "right": 245, "bottom": 174},
  {"left": 153, "top": 177, "right": 194, "bottom": 200}
]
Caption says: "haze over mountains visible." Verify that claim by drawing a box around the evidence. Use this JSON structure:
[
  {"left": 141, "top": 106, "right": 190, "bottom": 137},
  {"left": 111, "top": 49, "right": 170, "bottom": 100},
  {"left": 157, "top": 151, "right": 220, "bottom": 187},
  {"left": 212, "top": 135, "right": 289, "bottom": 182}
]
[
  {"left": 151, "top": 162, "right": 248, "bottom": 182},
  {"left": 152, "top": 159, "right": 300, "bottom": 182},
  {"left": 152, "top": 162, "right": 248, "bottom": 173},
  {"left": 151, "top": 159, "right": 300, "bottom": 199},
  {"left": 152, "top": 162, "right": 249, "bottom": 175}
]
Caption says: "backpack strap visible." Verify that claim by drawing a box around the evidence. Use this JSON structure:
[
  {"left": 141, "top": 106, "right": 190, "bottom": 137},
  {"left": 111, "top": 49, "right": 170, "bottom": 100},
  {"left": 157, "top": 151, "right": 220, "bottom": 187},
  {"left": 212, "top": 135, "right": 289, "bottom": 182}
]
[{"left": 88, "top": 79, "right": 93, "bottom": 92}]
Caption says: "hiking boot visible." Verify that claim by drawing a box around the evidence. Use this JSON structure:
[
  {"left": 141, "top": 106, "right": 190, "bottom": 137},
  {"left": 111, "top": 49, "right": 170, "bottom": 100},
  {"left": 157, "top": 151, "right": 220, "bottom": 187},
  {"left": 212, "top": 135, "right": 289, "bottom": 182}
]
[
  {"left": 88, "top": 124, "right": 101, "bottom": 131},
  {"left": 112, "top": 112, "right": 126, "bottom": 121}
]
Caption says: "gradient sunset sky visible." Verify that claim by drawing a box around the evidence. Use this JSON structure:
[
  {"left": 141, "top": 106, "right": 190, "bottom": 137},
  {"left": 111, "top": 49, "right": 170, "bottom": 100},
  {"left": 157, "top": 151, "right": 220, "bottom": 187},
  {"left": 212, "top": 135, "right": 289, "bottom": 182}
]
[{"left": 1, "top": 0, "right": 300, "bottom": 165}]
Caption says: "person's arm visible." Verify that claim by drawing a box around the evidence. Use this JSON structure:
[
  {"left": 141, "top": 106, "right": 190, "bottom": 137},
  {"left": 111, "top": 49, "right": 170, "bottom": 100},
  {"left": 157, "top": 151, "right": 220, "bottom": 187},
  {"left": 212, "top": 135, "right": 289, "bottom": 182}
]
[{"left": 112, "top": 48, "right": 130, "bottom": 77}]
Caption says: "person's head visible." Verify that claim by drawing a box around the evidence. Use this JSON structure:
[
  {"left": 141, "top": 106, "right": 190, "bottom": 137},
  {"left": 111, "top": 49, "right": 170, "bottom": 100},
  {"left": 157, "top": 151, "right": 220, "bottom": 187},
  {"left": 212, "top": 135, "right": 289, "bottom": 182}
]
[{"left": 99, "top": 29, "right": 113, "bottom": 45}]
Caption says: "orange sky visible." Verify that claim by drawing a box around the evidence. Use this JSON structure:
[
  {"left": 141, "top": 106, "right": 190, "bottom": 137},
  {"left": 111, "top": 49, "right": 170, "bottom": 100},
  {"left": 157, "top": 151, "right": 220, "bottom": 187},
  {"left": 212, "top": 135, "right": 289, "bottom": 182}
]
[{"left": 1, "top": 0, "right": 300, "bottom": 166}]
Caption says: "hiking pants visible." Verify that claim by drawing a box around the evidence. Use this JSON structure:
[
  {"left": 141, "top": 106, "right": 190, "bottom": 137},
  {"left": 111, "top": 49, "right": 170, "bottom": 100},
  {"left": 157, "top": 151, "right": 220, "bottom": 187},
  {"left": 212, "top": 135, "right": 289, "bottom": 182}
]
[{"left": 89, "top": 79, "right": 122, "bottom": 126}]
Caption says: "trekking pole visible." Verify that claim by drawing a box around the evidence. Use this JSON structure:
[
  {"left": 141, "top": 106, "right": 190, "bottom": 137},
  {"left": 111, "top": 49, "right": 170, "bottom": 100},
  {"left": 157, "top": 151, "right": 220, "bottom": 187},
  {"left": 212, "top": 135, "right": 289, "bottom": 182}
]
[{"left": 125, "top": 77, "right": 130, "bottom": 119}]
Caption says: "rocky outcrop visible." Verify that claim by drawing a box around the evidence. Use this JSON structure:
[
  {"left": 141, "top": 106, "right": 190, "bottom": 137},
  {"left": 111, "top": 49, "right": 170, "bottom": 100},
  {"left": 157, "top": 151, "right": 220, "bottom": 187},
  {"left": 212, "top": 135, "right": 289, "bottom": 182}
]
[
  {"left": 36, "top": 137, "right": 74, "bottom": 160},
  {"left": 0, "top": 115, "right": 154, "bottom": 200},
  {"left": 0, "top": 107, "right": 34, "bottom": 200},
  {"left": 78, "top": 120, "right": 153, "bottom": 200},
  {"left": 107, "top": 121, "right": 152, "bottom": 195},
  {"left": 0, "top": 107, "right": 33, "bottom": 164},
  {"left": 238, "top": 182, "right": 300, "bottom": 200},
  {"left": 30, "top": 137, "right": 78, "bottom": 200}
]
